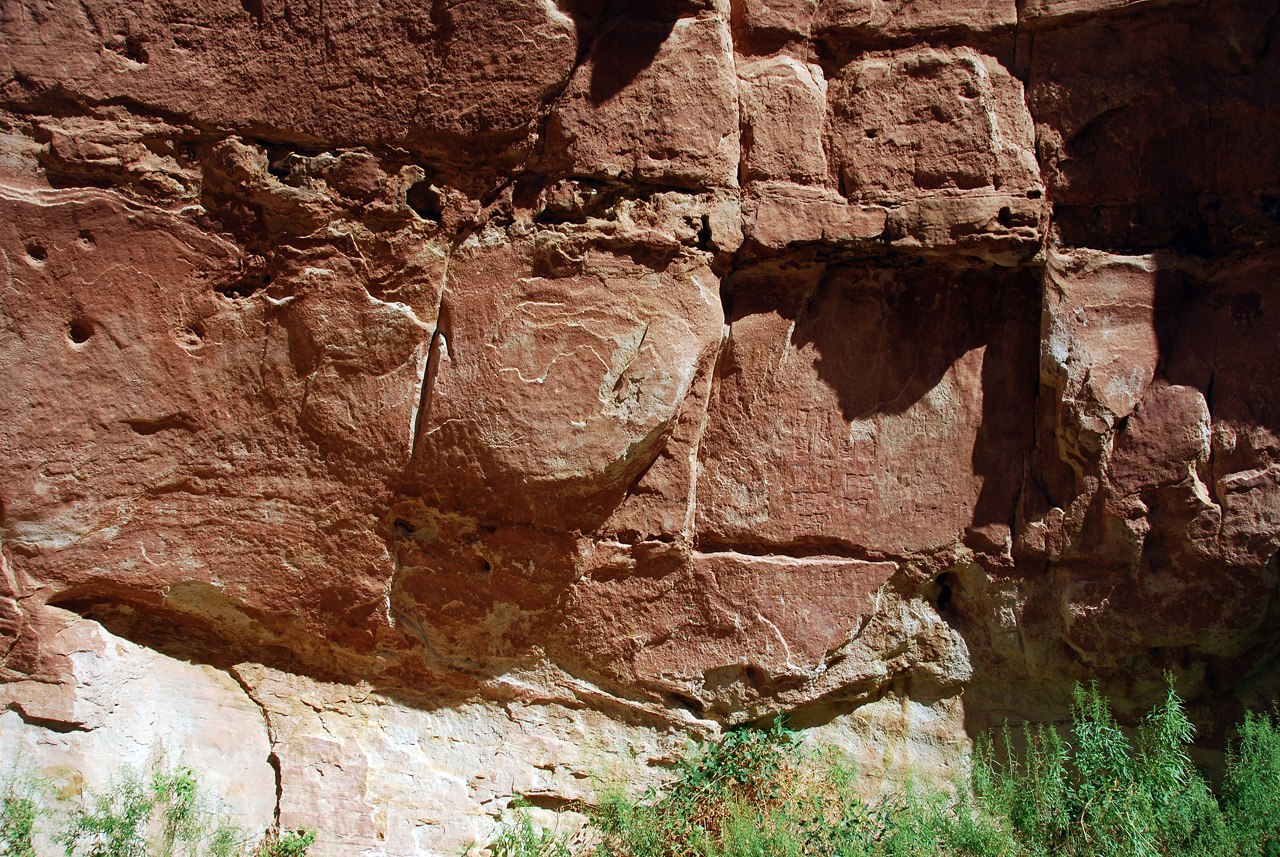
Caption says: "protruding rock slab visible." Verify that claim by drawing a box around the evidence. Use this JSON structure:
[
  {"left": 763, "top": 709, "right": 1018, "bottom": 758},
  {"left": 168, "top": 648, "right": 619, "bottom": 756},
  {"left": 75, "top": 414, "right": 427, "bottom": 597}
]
[
  {"left": 734, "top": 0, "right": 1017, "bottom": 39},
  {"left": 0, "top": 0, "right": 580, "bottom": 167},
  {"left": 814, "top": 0, "right": 1016, "bottom": 37},
  {"left": 741, "top": 184, "right": 887, "bottom": 249},
  {"left": 558, "top": 549, "right": 897, "bottom": 707},
  {"left": 413, "top": 241, "right": 723, "bottom": 531}
]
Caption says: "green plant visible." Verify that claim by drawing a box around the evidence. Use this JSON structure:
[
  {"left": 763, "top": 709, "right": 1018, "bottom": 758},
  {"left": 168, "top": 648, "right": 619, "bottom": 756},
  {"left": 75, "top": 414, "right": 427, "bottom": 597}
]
[
  {"left": 594, "top": 718, "right": 805, "bottom": 857},
  {"left": 151, "top": 767, "right": 204, "bottom": 857},
  {"left": 487, "top": 678, "right": 1280, "bottom": 857},
  {"left": 586, "top": 716, "right": 1019, "bottom": 857},
  {"left": 488, "top": 804, "right": 572, "bottom": 857},
  {"left": 1222, "top": 708, "right": 1280, "bottom": 856},
  {"left": 972, "top": 720, "right": 1069, "bottom": 855},
  {"left": 0, "top": 766, "right": 41, "bottom": 857},
  {"left": 57, "top": 764, "right": 155, "bottom": 857},
  {"left": 0, "top": 758, "right": 309, "bottom": 857},
  {"left": 1134, "top": 679, "right": 1227, "bottom": 857},
  {"left": 1066, "top": 681, "right": 1159, "bottom": 857},
  {"left": 254, "top": 828, "right": 316, "bottom": 857}
]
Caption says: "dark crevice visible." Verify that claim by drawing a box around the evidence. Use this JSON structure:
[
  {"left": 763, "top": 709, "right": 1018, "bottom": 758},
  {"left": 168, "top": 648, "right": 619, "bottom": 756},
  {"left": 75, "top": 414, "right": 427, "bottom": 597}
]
[
  {"left": 406, "top": 180, "right": 444, "bottom": 221},
  {"left": 692, "top": 537, "right": 896, "bottom": 564},
  {"left": 240, "top": 0, "right": 265, "bottom": 24},
  {"left": 517, "top": 794, "right": 587, "bottom": 813},
  {"left": 664, "top": 692, "right": 705, "bottom": 715},
  {"left": 218, "top": 269, "right": 271, "bottom": 301},
  {"left": 696, "top": 214, "right": 713, "bottom": 252},
  {"left": 935, "top": 572, "right": 954, "bottom": 613},
  {"left": 123, "top": 413, "right": 199, "bottom": 435},
  {"left": 411, "top": 298, "right": 449, "bottom": 460},
  {"left": 267, "top": 752, "right": 283, "bottom": 827}
]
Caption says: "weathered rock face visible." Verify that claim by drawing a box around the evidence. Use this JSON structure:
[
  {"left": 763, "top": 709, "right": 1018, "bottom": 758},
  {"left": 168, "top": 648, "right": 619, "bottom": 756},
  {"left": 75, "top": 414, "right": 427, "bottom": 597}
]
[{"left": 2, "top": 0, "right": 1278, "bottom": 852}]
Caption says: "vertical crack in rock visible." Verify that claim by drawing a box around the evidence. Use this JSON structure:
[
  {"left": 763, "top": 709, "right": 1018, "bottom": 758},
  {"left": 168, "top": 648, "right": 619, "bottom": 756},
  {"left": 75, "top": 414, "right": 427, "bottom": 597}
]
[
  {"left": 411, "top": 244, "right": 456, "bottom": 460},
  {"left": 229, "top": 666, "right": 282, "bottom": 829},
  {"left": 679, "top": 350, "right": 719, "bottom": 539},
  {"left": 410, "top": 310, "right": 449, "bottom": 460}
]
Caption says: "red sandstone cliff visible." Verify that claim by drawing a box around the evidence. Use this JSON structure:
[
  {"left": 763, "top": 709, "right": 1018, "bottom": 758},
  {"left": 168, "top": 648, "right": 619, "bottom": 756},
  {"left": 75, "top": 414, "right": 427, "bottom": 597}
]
[{"left": 1, "top": 0, "right": 1279, "bottom": 851}]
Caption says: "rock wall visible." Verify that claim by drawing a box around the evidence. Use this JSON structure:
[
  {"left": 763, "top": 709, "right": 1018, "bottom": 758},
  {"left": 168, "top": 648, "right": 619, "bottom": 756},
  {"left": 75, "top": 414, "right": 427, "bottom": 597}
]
[{"left": 2, "top": 0, "right": 1279, "bottom": 852}]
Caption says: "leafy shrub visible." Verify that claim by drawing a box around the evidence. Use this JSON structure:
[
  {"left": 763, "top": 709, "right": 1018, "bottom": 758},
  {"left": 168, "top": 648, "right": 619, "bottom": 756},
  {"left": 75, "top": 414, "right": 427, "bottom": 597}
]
[
  {"left": 486, "top": 680, "right": 1280, "bottom": 857},
  {"left": 974, "top": 677, "right": 1235, "bottom": 857},
  {"left": 1222, "top": 709, "right": 1280, "bottom": 856},
  {"left": 584, "top": 717, "right": 1017, "bottom": 857},
  {"left": 252, "top": 829, "right": 315, "bottom": 857},
  {"left": 0, "top": 760, "right": 312, "bottom": 857},
  {"left": 488, "top": 804, "right": 572, "bottom": 857},
  {"left": 1, "top": 766, "right": 41, "bottom": 857},
  {"left": 57, "top": 764, "right": 156, "bottom": 857}
]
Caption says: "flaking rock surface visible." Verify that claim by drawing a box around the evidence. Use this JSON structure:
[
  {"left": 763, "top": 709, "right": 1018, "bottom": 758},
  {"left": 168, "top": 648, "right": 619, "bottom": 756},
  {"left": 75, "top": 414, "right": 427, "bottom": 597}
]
[{"left": 2, "top": 0, "right": 1279, "bottom": 853}]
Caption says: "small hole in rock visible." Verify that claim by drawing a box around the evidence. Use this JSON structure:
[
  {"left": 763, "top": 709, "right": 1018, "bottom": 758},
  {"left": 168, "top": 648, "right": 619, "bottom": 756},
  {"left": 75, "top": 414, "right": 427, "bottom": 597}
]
[
  {"left": 936, "top": 572, "right": 953, "bottom": 612},
  {"left": 865, "top": 128, "right": 879, "bottom": 138},
  {"left": 77, "top": 230, "right": 96, "bottom": 247},
  {"left": 406, "top": 180, "right": 443, "bottom": 221},
  {"left": 25, "top": 242, "right": 47, "bottom": 262},
  {"left": 696, "top": 214, "right": 713, "bottom": 252},
  {"left": 68, "top": 322, "right": 92, "bottom": 344},
  {"left": 124, "top": 36, "right": 149, "bottom": 64},
  {"left": 240, "top": 0, "right": 264, "bottom": 22},
  {"left": 175, "top": 325, "right": 204, "bottom": 348},
  {"left": 1026, "top": 189, "right": 1042, "bottom": 199},
  {"left": 997, "top": 206, "right": 1013, "bottom": 227},
  {"left": 666, "top": 693, "right": 705, "bottom": 715},
  {"left": 479, "top": 559, "right": 492, "bottom": 573},
  {"left": 218, "top": 273, "right": 269, "bottom": 300},
  {"left": 393, "top": 519, "right": 414, "bottom": 536}
]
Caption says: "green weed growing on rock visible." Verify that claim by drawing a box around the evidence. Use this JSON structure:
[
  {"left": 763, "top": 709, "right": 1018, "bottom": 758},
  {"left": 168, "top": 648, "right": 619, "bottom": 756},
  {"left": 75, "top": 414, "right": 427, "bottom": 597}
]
[{"left": 0, "top": 760, "right": 313, "bottom": 857}]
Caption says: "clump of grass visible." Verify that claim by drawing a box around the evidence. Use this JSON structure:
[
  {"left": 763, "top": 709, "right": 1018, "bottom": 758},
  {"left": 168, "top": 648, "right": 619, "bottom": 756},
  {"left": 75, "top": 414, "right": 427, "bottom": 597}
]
[
  {"left": 0, "top": 759, "right": 314, "bottom": 857},
  {"left": 487, "top": 677, "right": 1280, "bottom": 857},
  {"left": 973, "top": 677, "right": 1280, "bottom": 857}
]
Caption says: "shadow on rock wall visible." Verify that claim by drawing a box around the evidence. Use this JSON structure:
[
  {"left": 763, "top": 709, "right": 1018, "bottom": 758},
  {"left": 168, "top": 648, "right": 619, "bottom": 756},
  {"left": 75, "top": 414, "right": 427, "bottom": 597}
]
[{"left": 956, "top": 248, "right": 1280, "bottom": 749}]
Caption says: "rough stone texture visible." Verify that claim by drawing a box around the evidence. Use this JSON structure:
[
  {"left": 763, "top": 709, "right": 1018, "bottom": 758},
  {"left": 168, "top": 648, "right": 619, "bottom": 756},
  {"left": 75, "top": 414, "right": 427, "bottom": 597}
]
[
  {"left": 738, "top": 56, "right": 829, "bottom": 187},
  {"left": 2, "top": 0, "right": 1280, "bottom": 853},
  {"left": 1021, "top": 0, "right": 1280, "bottom": 252},
  {"left": 545, "top": 13, "right": 741, "bottom": 190},
  {"left": 827, "top": 46, "right": 1046, "bottom": 263},
  {"left": 235, "top": 664, "right": 686, "bottom": 856}
]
